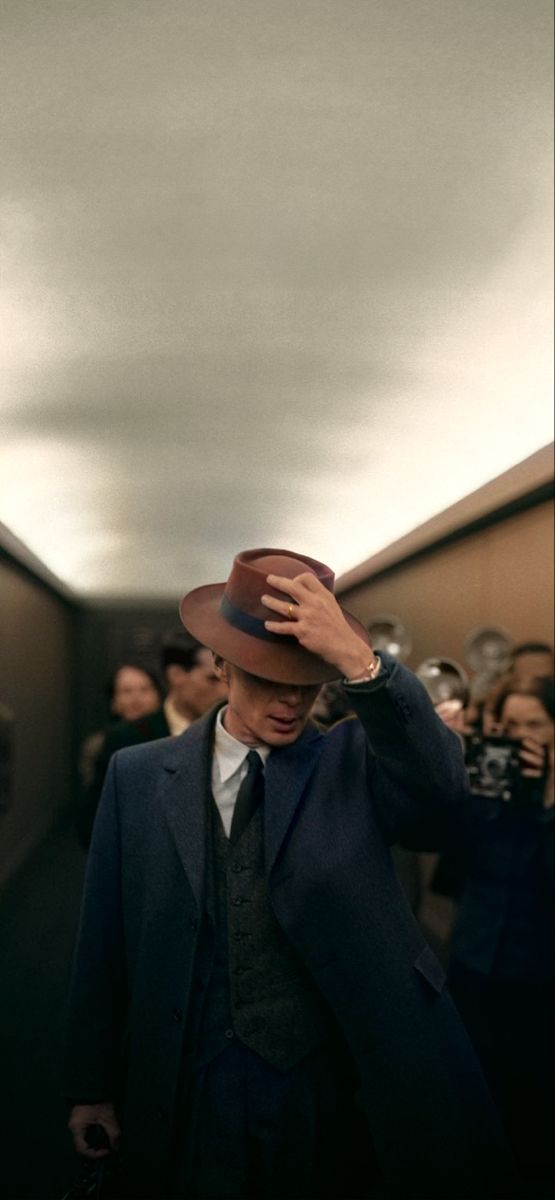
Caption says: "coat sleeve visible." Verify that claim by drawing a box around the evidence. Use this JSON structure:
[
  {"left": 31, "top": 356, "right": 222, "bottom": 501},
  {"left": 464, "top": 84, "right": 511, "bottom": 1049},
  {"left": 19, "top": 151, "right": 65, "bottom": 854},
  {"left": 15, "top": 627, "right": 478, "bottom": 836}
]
[
  {"left": 63, "top": 754, "right": 128, "bottom": 1102},
  {"left": 344, "top": 653, "right": 471, "bottom": 851}
]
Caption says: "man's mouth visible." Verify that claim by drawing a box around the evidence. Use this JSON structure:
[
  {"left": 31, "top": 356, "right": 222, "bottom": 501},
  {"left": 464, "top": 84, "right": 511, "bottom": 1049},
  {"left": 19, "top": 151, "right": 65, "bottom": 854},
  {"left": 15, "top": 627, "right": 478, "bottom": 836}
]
[{"left": 269, "top": 714, "right": 298, "bottom": 730}]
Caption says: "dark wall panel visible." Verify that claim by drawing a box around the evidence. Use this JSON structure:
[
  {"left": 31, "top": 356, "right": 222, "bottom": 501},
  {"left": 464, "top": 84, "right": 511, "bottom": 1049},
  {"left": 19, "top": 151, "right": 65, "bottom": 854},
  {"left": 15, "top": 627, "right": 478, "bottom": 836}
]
[{"left": 0, "top": 559, "right": 76, "bottom": 887}]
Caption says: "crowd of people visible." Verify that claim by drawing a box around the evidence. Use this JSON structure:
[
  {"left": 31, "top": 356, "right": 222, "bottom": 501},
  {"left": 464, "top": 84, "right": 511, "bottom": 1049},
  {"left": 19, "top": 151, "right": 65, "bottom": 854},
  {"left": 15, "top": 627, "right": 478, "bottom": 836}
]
[{"left": 69, "top": 551, "right": 553, "bottom": 1199}]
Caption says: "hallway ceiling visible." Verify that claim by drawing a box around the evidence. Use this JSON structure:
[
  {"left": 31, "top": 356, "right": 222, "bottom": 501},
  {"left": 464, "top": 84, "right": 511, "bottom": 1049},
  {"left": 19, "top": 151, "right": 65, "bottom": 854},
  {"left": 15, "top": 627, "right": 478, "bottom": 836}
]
[{"left": 1, "top": 0, "right": 553, "bottom": 600}]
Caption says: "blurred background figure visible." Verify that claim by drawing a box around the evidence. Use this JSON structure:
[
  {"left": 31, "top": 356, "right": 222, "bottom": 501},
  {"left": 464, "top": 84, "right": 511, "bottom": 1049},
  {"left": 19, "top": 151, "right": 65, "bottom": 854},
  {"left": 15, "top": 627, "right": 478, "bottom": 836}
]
[
  {"left": 478, "top": 642, "right": 555, "bottom": 734},
  {"left": 509, "top": 641, "right": 554, "bottom": 684},
  {"left": 76, "top": 631, "right": 226, "bottom": 846},
  {"left": 437, "top": 676, "right": 554, "bottom": 1194},
  {"left": 78, "top": 662, "right": 162, "bottom": 790},
  {"left": 310, "top": 681, "right": 355, "bottom": 729},
  {"left": 159, "top": 630, "right": 227, "bottom": 736}
]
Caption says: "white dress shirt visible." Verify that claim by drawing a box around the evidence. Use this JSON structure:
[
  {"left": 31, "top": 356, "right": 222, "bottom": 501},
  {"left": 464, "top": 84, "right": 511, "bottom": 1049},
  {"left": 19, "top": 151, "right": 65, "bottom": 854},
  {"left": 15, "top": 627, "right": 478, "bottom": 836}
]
[{"left": 211, "top": 707, "right": 270, "bottom": 837}]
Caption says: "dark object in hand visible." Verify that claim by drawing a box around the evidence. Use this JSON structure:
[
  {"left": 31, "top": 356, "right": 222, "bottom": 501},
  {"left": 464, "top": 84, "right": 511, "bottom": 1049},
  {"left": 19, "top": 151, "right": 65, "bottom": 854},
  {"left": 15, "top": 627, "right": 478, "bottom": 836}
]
[
  {"left": 84, "top": 1124, "right": 111, "bottom": 1151},
  {"left": 464, "top": 733, "right": 546, "bottom": 806},
  {"left": 61, "top": 1126, "right": 118, "bottom": 1199}
]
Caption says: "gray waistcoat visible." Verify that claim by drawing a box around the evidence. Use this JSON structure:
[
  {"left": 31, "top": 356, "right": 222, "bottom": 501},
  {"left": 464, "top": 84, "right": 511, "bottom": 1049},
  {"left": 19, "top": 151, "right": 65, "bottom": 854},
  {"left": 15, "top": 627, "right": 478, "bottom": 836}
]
[{"left": 192, "top": 794, "right": 336, "bottom": 1073}]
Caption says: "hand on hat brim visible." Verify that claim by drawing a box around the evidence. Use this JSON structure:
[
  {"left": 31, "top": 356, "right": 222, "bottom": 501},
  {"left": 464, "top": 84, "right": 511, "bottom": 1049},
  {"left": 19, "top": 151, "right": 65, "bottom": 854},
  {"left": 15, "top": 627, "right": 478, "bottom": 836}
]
[{"left": 262, "top": 573, "right": 374, "bottom": 681}]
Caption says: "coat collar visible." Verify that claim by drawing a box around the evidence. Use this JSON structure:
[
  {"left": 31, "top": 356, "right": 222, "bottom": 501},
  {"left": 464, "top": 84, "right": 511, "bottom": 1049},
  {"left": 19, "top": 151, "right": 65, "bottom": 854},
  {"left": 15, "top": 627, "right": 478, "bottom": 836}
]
[
  {"left": 158, "top": 704, "right": 324, "bottom": 901},
  {"left": 157, "top": 704, "right": 222, "bottom": 911}
]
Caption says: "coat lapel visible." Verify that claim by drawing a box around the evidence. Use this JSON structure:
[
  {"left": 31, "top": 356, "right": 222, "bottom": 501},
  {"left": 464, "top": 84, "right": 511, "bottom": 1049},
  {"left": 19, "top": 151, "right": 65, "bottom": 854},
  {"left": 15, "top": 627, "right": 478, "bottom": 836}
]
[
  {"left": 264, "top": 722, "right": 323, "bottom": 876},
  {"left": 157, "top": 707, "right": 221, "bottom": 910}
]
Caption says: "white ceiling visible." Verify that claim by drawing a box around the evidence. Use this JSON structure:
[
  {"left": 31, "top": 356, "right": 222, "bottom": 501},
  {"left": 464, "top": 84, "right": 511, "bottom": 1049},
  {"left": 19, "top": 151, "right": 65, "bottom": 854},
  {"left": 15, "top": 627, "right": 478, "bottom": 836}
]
[{"left": 1, "top": 0, "right": 553, "bottom": 600}]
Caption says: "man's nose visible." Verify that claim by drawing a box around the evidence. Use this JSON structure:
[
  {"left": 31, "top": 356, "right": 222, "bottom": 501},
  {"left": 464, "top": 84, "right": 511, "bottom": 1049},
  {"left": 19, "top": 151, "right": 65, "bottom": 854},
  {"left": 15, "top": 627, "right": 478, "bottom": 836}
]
[{"left": 278, "top": 686, "right": 303, "bottom": 705}]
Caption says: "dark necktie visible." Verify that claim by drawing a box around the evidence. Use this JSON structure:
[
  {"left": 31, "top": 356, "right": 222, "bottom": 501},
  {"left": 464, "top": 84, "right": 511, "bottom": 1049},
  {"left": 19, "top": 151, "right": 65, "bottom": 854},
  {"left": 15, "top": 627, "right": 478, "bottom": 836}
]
[{"left": 229, "top": 750, "right": 264, "bottom": 844}]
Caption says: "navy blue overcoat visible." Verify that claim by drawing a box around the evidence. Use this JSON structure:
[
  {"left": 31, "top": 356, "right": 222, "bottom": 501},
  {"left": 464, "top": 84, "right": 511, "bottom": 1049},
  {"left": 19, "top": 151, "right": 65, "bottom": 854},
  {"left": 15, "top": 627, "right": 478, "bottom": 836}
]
[{"left": 65, "top": 655, "right": 507, "bottom": 1197}]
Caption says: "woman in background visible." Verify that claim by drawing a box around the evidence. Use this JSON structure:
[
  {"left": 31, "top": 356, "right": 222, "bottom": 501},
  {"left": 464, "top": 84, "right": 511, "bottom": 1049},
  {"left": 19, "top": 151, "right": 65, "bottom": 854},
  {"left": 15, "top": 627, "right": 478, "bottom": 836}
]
[{"left": 77, "top": 662, "right": 162, "bottom": 815}]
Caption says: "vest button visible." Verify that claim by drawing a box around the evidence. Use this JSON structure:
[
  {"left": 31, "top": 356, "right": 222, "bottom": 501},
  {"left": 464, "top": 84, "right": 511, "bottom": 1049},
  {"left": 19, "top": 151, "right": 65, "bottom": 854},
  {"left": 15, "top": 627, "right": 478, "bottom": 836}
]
[
  {"left": 224, "top": 1029, "right": 235, "bottom": 1039},
  {"left": 231, "top": 897, "right": 244, "bottom": 906},
  {"left": 189, "top": 918, "right": 199, "bottom": 930},
  {"left": 172, "top": 1008, "right": 183, "bottom": 1023}
]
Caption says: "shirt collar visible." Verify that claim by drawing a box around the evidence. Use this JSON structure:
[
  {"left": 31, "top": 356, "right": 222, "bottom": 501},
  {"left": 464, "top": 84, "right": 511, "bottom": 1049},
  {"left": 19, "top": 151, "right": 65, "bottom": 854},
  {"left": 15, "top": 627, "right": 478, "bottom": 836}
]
[{"left": 214, "top": 706, "right": 270, "bottom": 784}]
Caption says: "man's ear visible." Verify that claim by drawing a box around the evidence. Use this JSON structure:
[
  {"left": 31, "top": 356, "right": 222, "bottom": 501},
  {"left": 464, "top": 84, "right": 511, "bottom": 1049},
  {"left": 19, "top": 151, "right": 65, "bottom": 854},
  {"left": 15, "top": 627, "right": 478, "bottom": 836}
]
[{"left": 213, "top": 654, "right": 229, "bottom": 683}]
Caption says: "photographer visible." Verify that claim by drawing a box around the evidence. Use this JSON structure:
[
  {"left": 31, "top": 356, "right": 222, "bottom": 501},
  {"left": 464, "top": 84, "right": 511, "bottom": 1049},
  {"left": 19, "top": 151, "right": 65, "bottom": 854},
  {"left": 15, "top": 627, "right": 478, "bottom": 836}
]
[{"left": 446, "top": 676, "right": 554, "bottom": 1190}]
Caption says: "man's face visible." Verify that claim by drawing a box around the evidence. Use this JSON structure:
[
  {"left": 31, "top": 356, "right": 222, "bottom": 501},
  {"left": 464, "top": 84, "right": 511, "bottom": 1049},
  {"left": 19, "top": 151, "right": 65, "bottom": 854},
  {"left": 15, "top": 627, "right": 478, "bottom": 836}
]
[
  {"left": 169, "top": 648, "right": 227, "bottom": 719},
  {"left": 221, "top": 662, "right": 320, "bottom": 747}
]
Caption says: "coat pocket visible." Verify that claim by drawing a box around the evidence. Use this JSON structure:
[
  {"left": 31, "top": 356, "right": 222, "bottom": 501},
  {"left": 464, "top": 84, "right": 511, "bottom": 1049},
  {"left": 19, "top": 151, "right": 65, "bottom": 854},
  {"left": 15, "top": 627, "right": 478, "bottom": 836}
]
[{"left": 413, "top": 944, "right": 446, "bottom": 994}]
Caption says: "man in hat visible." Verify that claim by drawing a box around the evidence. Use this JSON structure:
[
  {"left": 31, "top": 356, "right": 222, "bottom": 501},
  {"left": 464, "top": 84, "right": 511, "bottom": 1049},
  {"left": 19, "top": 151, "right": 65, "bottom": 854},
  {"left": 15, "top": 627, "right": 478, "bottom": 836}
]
[{"left": 65, "top": 548, "right": 507, "bottom": 1199}]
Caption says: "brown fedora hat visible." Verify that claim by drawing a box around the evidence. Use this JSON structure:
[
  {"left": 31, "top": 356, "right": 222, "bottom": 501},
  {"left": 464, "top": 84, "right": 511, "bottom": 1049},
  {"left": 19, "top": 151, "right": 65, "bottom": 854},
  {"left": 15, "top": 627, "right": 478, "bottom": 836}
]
[{"left": 179, "top": 547, "right": 369, "bottom": 684}]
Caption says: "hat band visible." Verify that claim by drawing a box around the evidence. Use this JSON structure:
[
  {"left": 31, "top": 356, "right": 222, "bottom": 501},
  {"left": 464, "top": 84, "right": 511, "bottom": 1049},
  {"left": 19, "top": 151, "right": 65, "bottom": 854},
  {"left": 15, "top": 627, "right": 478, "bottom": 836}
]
[{"left": 220, "top": 593, "right": 297, "bottom": 645}]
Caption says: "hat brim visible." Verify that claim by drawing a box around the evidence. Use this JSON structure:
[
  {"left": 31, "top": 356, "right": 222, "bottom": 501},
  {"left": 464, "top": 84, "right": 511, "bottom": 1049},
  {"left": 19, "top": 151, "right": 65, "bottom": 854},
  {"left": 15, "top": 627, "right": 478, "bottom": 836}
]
[{"left": 180, "top": 583, "right": 370, "bottom": 685}]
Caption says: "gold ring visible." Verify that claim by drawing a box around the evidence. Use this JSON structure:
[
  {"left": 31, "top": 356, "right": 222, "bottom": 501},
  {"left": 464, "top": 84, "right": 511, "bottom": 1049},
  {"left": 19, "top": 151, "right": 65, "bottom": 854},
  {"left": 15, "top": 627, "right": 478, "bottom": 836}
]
[{"left": 287, "top": 603, "right": 295, "bottom": 620}]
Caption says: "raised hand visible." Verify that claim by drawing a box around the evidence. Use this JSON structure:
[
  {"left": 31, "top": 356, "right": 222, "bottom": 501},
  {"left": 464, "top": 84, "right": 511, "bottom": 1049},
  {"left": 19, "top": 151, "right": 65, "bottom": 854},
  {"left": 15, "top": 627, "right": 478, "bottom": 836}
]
[{"left": 261, "top": 572, "right": 376, "bottom": 680}]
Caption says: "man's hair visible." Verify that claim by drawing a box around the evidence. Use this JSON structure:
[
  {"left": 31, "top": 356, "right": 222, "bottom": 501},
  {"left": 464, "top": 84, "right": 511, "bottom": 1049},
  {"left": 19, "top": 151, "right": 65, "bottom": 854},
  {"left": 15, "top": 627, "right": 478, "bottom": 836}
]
[
  {"left": 512, "top": 641, "right": 554, "bottom": 659},
  {"left": 493, "top": 675, "right": 555, "bottom": 724},
  {"left": 160, "top": 629, "right": 205, "bottom": 673}
]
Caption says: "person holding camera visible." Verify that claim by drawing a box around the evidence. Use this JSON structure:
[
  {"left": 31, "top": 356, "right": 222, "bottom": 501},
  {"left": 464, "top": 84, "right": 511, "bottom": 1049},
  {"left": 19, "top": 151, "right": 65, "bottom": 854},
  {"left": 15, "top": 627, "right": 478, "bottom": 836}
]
[{"left": 445, "top": 676, "right": 554, "bottom": 1192}]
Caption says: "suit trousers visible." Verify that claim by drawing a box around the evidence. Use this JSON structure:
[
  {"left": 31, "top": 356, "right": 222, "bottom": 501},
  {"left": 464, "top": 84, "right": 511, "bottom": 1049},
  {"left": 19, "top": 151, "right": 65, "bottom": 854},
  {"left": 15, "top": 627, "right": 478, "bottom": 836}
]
[{"left": 171, "top": 1039, "right": 381, "bottom": 1200}]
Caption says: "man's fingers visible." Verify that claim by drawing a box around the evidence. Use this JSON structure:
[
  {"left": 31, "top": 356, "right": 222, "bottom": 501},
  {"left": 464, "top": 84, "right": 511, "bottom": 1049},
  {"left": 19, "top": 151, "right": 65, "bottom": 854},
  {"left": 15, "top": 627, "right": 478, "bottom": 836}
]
[
  {"left": 264, "top": 619, "right": 301, "bottom": 639},
  {"left": 436, "top": 700, "right": 463, "bottom": 719},
  {"left": 266, "top": 572, "right": 319, "bottom": 600},
  {"left": 261, "top": 593, "right": 298, "bottom": 617}
]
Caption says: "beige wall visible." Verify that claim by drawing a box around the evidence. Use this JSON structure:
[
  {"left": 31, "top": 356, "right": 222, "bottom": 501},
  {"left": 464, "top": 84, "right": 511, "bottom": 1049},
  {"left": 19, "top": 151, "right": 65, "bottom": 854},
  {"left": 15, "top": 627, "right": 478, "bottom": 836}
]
[
  {"left": 338, "top": 499, "right": 554, "bottom": 670},
  {"left": 0, "top": 560, "right": 76, "bottom": 887},
  {"left": 339, "top": 496, "right": 554, "bottom": 952}
]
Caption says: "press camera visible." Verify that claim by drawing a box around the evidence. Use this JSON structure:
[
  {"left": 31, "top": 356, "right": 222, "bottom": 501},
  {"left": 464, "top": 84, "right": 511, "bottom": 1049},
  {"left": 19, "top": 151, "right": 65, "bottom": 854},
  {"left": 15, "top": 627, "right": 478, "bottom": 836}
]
[{"left": 464, "top": 733, "right": 546, "bottom": 806}]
